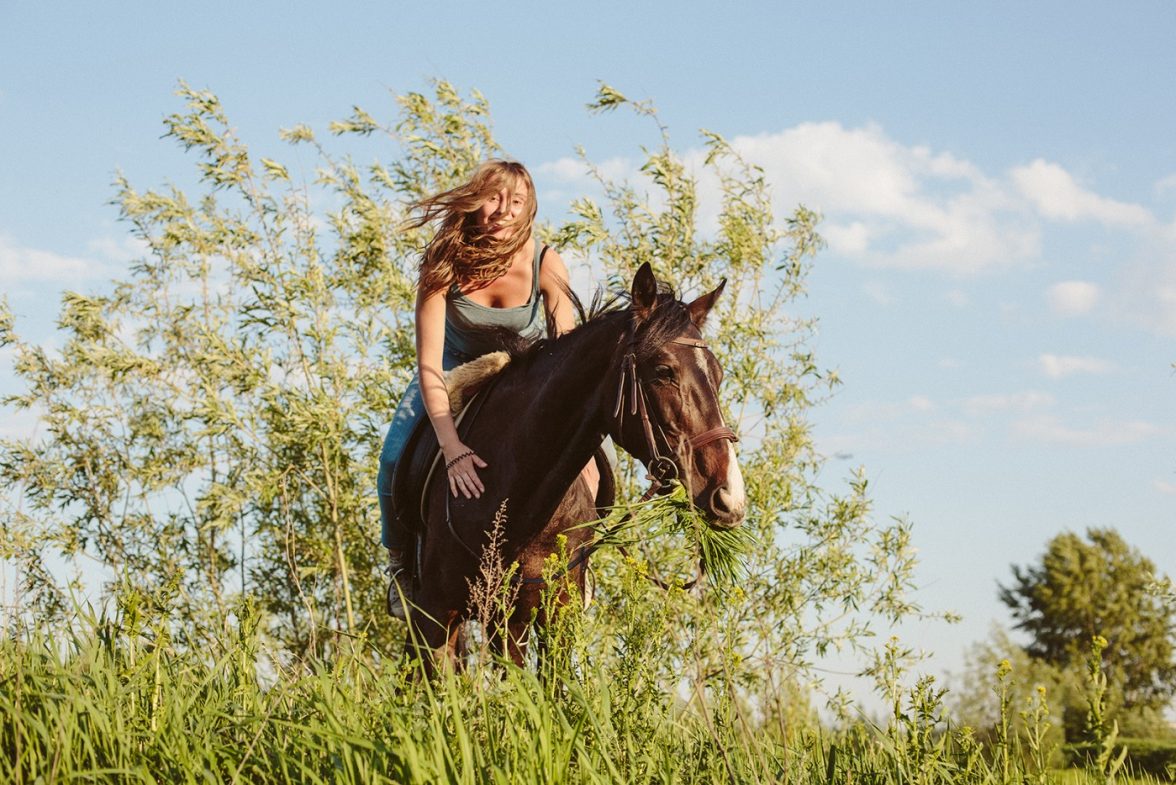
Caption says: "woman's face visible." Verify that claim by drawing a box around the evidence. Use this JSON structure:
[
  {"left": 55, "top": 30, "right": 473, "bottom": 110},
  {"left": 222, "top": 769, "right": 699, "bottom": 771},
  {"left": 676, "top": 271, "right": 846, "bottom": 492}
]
[{"left": 475, "top": 181, "right": 529, "bottom": 240}]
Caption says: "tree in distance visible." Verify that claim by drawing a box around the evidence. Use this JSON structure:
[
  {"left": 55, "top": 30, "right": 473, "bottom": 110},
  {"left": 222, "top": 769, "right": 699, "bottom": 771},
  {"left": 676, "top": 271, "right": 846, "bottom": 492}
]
[{"left": 998, "top": 527, "right": 1176, "bottom": 735}]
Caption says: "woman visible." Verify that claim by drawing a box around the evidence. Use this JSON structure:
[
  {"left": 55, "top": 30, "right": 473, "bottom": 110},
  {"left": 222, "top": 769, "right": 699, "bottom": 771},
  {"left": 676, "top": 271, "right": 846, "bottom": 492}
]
[{"left": 377, "top": 160, "right": 597, "bottom": 619}]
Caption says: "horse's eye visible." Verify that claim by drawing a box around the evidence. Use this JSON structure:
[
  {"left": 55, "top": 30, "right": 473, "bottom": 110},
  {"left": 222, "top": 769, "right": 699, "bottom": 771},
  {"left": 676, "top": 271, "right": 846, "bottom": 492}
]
[{"left": 654, "top": 364, "right": 674, "bottom": 380}]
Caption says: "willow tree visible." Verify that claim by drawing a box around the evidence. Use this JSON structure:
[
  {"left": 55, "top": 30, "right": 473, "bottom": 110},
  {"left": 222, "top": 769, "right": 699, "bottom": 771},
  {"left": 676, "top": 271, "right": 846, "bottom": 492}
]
[
  {"left": 0, "top": 82, "right": 493, "bottom": 655},
  {"left": 1, "top": 82, "right": 928, "bottom": 696},
  {"left": 546, "top": 88, "right": 927, "bottom": 717}
]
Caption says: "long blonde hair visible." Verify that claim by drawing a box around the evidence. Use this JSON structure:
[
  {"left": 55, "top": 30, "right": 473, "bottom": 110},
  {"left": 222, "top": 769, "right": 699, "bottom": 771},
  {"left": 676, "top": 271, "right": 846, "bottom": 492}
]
[{"left": 408, "top": 160, "right": 538, "bottom": 297}]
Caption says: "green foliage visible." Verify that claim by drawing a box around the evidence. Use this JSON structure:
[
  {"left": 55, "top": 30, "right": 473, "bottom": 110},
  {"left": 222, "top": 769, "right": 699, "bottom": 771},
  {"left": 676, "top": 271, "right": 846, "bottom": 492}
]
[
  {"left": 5, "top": 596, "right": 1172, "bottom": 784},
  {"left": 1, "top": 79, "right": 934, "bottom": 724},
  {"left": 0, "top": 589, "right": 802, "bottom": 784},
  {"left": 1064, "top": 740, "right": 1176, "bottom": 783},
  {"left": 1084, "top": 634, "right": 1131, "bottom": 782},
  {"left": 999, "top": 529, "right": 1176, "bottom": 715},
  {"left": 0, "top": 81, "right": 475, "bottom": 656},
  {"left": 549, "top": 83, "right": 935, "bottom": 706},
  {"left": 580, "top": 483, "right": 754, "bottom": 591}
]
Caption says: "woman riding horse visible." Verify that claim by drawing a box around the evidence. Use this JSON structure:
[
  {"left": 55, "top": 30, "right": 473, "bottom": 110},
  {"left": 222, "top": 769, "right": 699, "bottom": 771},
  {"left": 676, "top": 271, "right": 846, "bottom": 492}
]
[
  {"left": 376, "top": 160, "right": 598, "bottom": 620},
  {"left": 405, "top": 262, "right": 745, "bottom": 669}
]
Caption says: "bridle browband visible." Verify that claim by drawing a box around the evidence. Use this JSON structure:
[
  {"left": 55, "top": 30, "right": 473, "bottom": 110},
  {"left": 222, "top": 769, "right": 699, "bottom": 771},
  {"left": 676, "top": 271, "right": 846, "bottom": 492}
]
[{"left": 612, "top": 336, "right": 739, "bottom": 491}]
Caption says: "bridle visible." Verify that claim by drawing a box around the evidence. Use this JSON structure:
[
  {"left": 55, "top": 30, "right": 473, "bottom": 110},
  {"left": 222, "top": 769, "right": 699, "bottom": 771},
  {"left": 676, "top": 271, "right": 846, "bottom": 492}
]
[
  {"left": 518, "top": 333, "right": 740, "bottom": 589},
  {"left": 612, "top": 336, "right": 739, "bottom": 495}
]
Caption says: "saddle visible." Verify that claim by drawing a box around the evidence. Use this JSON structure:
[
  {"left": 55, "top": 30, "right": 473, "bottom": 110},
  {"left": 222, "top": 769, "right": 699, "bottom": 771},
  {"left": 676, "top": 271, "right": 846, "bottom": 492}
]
[{"left": 391, "top": 352, "right": 511, "bottom": 544}]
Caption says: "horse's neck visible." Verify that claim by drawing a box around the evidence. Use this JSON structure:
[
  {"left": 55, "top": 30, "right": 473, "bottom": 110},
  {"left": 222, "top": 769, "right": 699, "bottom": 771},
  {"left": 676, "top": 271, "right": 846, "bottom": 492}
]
[
  {"left": 485, "top": 317, "right": 624, "bottom": 527},
  {"left": 527, "top": 317, "right": 623, "bottom": 424}
]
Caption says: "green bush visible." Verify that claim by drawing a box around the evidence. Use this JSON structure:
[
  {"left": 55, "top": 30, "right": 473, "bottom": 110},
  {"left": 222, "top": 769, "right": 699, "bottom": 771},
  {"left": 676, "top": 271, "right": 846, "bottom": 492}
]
[{"left": 1064, "top": 738, "right": 1176, "bottom": 781}]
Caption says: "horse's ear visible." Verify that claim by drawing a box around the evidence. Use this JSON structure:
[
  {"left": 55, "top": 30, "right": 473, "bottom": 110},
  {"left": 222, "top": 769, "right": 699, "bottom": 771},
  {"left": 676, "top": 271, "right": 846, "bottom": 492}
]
[
  {"left": 631, "top": 262, "right": 658, "bottom": 317},
  {"left": 687, "top": 278, "right": 726, "bottom": 328}
]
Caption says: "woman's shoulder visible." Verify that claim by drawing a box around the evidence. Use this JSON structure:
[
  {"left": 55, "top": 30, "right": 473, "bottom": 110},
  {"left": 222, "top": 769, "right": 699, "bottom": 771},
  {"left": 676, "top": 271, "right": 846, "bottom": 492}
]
[{"left": 538, "top": 245, "right": 569, "bottom": 284}]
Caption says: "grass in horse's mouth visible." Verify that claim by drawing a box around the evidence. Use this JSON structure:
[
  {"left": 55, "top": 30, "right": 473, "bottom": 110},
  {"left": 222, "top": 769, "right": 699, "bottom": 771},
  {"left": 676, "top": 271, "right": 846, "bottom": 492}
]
[{"left": 570, "top": 483, "right": 755, "bottom": 593}]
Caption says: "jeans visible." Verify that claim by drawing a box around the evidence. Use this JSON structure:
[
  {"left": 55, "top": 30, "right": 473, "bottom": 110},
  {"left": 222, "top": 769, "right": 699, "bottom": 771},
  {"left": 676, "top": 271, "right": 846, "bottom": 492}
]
[{"left": 377, "top": 349, "right": 466, "bottom": 549}]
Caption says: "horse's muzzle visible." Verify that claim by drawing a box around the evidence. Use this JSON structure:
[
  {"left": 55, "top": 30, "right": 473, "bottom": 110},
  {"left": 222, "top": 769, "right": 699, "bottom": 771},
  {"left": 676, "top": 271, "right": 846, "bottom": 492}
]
[
  {"left": 694, "top": 440, "right": 746, "bottom": 529},
  {"left": 704, "top": 483, "right": 746, "bottom": 529}
]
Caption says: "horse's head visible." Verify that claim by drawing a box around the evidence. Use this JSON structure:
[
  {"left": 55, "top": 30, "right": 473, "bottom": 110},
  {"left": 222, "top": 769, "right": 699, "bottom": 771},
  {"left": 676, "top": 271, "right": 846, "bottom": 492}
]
[{"left": 612, "top": 263, "right": 746, "bottom": 529}]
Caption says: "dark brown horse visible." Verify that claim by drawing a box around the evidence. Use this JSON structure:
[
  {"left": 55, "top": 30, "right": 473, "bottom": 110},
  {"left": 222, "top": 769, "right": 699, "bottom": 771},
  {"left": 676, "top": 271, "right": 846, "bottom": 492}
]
[{"left": 404, "top": 263, "right": 745, "bottom": 669}]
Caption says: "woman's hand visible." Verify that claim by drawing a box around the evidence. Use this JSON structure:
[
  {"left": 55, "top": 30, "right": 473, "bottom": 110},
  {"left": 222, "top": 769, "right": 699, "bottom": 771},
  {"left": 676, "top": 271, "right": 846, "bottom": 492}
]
[{"left": 444, "top": 443, "right": 488, "bottom": 499}]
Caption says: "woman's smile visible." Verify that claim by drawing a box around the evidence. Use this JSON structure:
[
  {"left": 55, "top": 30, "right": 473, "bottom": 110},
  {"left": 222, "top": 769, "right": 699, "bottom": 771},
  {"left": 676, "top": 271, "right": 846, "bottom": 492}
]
[{"left": 477, "top": 184, "right": 529, "bottom": 239}]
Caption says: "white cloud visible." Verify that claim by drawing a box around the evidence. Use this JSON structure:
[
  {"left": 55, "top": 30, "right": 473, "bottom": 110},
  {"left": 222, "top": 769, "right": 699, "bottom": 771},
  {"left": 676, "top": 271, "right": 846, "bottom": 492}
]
[
  {"left": 536, "top": 156, "right": 634, "bottom": 188},
  {"left": 734, "top": 122, "right": 924, "bottom": 217},
  {"left": 820, "top": 416, "right": 974, "bottom": 454},
  {"left": 908, "top": 395, "right": 935, "bottom": 412},
  {"left": 1037, "top": 353, "right": 1115, "bottom": 379},
  {"left": 1154, "top": 479, "right": 1176, "bottom": 495},
  {"left": 0, "top": 234, "right": 115, "bottom": 285},
  {"left": 923, "top": 419, "right": 975, "bottom": 445},
  {"left": 824, "top": 221, "right": 871, "bottom": 254},
  {"left": 1153, "top": 173, "right": 1176, "bottom": 195},
  {"left": 1046, "top": 281, "right": 1100, "bottom": 316},
  {"left": 862, "top": 280, "right": 894, "bottom": 305},
  {"left": 1013, "top": 415, "right": 1159, "bottom": 447},
  {"left": 538, "top": 123, "right": 1176, "bottom": 337},
  {"left": 85, "top": 235, "right": 148, "bottom": 263},
  {"left": 841, "top": 396, "right": 941, "bottom": 425},
  {"left": 1110, "top": 224, "right": 1176, "bottom": 336},
  {"left": 841, "top": 400, "right": 908, "bottom": 423},
  {"left": 945, "top": 289, "right": 969, "bottom": 307},
  {"left": 0, "top": 404, "right": 44, "bottom": 441},
  {"left": 963, "top": 391, "right": 1054, "bottom": 416},
  {"left": 727, "top": 122, "right": 1038, "bottom": 274},
  {"left": 1011, "top": 159, "right": 1152, "bottom": 227}
]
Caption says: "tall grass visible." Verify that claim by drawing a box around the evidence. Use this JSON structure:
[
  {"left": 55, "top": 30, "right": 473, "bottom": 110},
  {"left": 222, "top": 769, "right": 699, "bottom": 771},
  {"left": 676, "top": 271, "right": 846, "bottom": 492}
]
[{"left": 3, "top": 593, "right": 1169, "bottom": 783}]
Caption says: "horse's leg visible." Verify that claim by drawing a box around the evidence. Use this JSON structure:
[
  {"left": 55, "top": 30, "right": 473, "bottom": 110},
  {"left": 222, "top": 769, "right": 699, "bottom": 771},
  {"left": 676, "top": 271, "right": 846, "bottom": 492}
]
[
  {"left": 481, "top": 614, "right": 523, "bottom": 665},
  {"left": 497, "top": 589, "right": 542, "bottom": 668},
  {"left": 578, "top": 460, "right": 599, "bottom": 503},
  {"left": 503, "top": 616, "right": 531, "bottom": 667},
  {"left": 486, "top": 621, "right": 508, "bottom": 663},
  {"left": 447, "top": 621, "right": 468, "bottom": 671},
  {"left": 404, "top": 601, "right": 463, "bottom": 679}
]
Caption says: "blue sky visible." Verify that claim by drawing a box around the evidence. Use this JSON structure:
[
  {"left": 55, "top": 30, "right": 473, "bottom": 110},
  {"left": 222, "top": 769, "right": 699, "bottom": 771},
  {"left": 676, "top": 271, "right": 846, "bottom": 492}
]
[{"left": 2, "top": 2, "right": 1174, "bottom": 704}]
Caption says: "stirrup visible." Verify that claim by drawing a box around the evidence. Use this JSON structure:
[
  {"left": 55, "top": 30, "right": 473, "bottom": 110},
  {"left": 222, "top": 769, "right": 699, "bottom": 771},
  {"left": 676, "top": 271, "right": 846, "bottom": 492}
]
[{"left": 385, "top": 557, "right": 410, "bottom": 621}]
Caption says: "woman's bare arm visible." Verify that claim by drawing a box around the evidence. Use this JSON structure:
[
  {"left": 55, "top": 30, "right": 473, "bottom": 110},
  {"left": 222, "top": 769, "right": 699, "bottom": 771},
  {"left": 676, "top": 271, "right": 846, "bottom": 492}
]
[
  {"left": 416, "top": 286, "right": 486, "bottom": 497},
  {"left": 538, "top": 248, "right": 576, "bottom": 337}
]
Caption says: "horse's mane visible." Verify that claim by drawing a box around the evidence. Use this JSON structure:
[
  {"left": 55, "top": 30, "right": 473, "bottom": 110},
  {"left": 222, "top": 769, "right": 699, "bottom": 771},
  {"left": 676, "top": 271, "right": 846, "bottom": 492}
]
[{"left": 485, "top": 276, "right": 695, "bottom": 368}]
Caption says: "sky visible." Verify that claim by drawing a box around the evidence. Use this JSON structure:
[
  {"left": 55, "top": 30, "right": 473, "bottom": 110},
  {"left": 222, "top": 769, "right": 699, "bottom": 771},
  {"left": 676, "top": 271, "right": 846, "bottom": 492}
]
[{"left": 2, "top": 2, "right": 1174, "bottom": 708}]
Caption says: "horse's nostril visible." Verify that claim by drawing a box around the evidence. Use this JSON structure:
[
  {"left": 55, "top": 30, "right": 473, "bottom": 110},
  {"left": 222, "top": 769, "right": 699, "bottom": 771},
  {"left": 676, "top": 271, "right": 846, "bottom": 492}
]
[
  {"left": 711, "top": 486, "right": 732, "bottom": 515},
  {"left": 708, "top": 485, "right": 746, "bottom": 526}
]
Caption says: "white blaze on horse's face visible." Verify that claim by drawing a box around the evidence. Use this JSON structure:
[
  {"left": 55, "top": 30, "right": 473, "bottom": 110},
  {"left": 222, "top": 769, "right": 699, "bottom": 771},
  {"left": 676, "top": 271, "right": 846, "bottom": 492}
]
[
  {"left": 686, "top": 281, "right": 745, "bottom": 528},
  {"left": 720, "top": 441, "right": 746, "bottom": 522},
  {"left": 670, "top": 338, "right": 746, "bottom": 529}
]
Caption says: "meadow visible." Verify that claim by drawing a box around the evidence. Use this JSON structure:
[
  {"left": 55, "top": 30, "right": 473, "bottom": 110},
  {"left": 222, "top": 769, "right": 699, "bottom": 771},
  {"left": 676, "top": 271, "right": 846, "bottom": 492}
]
[
  {"left": 3, "top": 591, "right": 1169, "bottom": 784},
  {"left": 3, "top": 82, "right": 1174, "bottom": 784}
]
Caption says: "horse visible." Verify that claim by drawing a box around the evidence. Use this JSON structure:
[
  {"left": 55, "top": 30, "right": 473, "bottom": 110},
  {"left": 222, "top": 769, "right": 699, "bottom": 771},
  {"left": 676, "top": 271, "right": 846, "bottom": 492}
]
[{"left": 399, "top": 262, "right": 746, "bottom": 670}]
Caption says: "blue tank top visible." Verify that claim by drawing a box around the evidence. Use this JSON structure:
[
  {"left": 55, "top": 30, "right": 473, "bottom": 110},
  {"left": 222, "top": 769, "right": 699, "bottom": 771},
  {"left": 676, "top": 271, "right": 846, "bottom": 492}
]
[{"left": 443, "top": 242, "right": 547, "bottom": 361}]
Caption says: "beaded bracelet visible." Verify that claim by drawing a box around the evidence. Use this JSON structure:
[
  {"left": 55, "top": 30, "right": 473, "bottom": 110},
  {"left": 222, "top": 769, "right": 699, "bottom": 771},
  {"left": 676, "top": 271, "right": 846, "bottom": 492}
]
[{"left": 445, "top": 450, "right": 475, "bottom": 472}]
